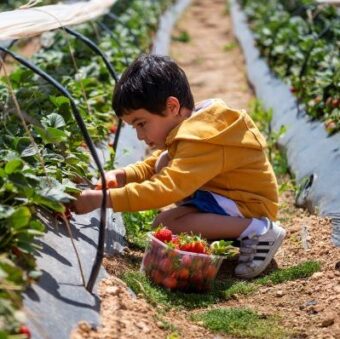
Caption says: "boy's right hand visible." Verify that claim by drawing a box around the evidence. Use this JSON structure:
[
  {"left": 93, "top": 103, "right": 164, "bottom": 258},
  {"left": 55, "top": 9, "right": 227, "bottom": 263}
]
[{"left": 95, "top": 169, "right": 126, "bottom": 190}]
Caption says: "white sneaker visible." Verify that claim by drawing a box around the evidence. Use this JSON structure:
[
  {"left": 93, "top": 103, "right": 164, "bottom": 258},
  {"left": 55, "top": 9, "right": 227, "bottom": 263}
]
[{"left": 235, "top": 218, "right": 286, "bottom": 279}]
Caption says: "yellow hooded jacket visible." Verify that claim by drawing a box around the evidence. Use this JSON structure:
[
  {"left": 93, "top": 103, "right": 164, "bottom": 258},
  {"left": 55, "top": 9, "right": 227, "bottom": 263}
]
[{"left": 109, "top": 99, "right": 279, "bottom": 220}]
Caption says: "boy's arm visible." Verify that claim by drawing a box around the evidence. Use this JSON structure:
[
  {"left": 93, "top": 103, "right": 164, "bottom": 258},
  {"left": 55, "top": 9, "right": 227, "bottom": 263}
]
[
  {"left": 123, "top": 149, "right": 163, "bottom": 183},
  {"left": 110, "top": 141, "right": 224, "bottom": 211}
]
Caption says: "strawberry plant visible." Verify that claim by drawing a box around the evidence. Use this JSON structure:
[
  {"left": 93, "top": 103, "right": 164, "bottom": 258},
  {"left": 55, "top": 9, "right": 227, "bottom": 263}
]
[
  {"left": 239, "top": 0, "right": 340, "bottom": 134},
  {"left": 0, "top": 0, "right": 175, "bottom": 334}
]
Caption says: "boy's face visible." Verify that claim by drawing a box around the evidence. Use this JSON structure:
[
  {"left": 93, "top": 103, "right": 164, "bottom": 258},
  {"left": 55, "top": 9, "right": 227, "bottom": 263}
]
[{"left": 122, "top": 97, "right": 184, "bottom": 150}]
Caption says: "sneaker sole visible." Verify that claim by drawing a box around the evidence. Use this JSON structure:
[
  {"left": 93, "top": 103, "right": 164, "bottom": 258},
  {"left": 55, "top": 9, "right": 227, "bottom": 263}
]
[{"left": 235, "top": 227, "right": 286, "bottom": 279}]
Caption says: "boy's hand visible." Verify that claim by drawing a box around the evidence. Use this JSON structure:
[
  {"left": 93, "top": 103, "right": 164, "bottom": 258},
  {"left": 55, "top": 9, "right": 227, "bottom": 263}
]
[
  {"left": 95, "top": 169, "right": 126, "bottom": 190},
  {"left": 70, "top": 190, "right": 110, "bottom": 214}
]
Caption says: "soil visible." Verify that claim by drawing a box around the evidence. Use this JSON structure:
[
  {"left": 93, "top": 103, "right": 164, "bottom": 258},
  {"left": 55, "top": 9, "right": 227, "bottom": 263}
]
[
  {"left": 0, "top": 37, "right": 41, "bottom": 76},
  {"left": 72, "top": 0, "right": 340, "bottom": 338}
]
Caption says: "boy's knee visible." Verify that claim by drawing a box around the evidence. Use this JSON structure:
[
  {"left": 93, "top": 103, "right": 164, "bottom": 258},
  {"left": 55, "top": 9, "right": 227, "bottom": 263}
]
[{"left": 155, "top": 150, "right": 170, "bottom": 173}]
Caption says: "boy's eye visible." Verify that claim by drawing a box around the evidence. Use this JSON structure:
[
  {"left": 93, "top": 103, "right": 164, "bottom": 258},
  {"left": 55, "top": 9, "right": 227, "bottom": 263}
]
[{"left": 137, "top": 122, "right": 146, "bottom": 128}]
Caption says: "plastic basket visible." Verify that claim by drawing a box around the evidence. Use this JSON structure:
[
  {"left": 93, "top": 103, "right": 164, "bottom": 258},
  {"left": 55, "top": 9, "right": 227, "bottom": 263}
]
[{"left": 141, "top": 233, "right": 224, "bottom": 292}]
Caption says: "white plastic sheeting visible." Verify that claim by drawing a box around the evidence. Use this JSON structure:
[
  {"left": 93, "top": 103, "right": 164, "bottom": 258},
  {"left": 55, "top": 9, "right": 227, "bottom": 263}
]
[{"left": 0, "top": 0, "right": 117, "bottom": 40}]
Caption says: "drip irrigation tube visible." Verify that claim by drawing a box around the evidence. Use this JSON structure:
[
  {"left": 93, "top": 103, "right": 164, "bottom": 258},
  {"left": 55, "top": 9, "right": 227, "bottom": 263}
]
[
  {"left": 0, "top": 46, "right": 107, "bottom": 293},
  {"left": 63, "top": 27, "right": 118, "bottom": 83}
]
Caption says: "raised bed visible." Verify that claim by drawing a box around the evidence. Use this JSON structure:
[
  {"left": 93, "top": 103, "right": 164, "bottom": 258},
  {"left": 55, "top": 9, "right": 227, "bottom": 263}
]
[
  {"left": 0, "top": 0, "right": 189, "bottom": 337},
  {"left": 230, "top": 0, "right": 340, "bottom": 245}
]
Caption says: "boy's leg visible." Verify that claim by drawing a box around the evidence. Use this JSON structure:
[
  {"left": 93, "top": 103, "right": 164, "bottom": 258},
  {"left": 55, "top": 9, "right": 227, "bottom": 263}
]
[{"left": 153, "top": 206, "right": 251, "bottom": 240}]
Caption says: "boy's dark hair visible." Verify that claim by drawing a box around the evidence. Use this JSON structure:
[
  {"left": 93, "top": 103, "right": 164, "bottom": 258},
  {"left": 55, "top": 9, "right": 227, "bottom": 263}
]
[{"left": 112, "top": 54, "right": 194, "bottom": 117}]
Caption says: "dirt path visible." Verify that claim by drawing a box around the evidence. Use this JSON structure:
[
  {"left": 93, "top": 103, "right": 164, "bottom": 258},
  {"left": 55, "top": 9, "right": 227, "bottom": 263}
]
[
  {"left": 73, "top": 1, "right": 340, "bottom": 338},
  {"left": 170, "top": 0, "right": 253, "bottom": 109}
]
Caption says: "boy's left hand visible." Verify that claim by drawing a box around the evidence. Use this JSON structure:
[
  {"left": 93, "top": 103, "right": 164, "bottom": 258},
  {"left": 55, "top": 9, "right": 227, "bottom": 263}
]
[{"left": 70, "top": 190, "right": 109, "bottom": 214}]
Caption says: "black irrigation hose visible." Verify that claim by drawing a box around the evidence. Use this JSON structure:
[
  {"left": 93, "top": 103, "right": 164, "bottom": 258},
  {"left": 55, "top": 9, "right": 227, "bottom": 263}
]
[
  {"left": 63, "top": 27, "right": 119, "bottom": 83},
  {"left": 0, "top": 46, "right": 107, "bottom": 293}
]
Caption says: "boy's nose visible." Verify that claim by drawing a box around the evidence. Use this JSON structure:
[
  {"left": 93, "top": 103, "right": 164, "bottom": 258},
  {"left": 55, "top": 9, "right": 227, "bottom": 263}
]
[{"left": 136, "top": 129, "right": 144, "bottom": 141}]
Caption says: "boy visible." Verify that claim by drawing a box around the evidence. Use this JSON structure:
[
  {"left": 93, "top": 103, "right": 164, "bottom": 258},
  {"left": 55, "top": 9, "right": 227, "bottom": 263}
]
[{"left": 71, "top": 54, "right": 286, "bottom": 279}]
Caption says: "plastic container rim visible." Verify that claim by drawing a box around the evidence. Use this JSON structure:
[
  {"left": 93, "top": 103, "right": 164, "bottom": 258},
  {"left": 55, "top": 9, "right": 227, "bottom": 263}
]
[{"left": 147, "top": 232, "right": 226, "bottom": 260}]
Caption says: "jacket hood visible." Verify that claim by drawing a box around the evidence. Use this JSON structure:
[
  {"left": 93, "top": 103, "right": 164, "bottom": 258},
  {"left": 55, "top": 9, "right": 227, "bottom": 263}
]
[{"left": 165, "top": 98, "right": 265, "bottom": 149}]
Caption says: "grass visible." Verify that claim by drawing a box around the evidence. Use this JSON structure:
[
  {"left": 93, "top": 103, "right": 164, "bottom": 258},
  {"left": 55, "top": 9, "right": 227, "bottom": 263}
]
[
  {"left": 172, "top": 30, "right": 191, "bottom": 43},
  {"left": 191, "top": 308, "right": 291, "bottom": 338},
  {"left": 223, "top": 260, "right": 320, "bottom": 299},
  {"left": 223, "top": 41, "right": 237, "bottom": 52},
  {"left": 121, "top": 260, "right": 320, "bottom": 309},
  {"left": 121, "top": 271, "right": 224, "bottom": 309}
]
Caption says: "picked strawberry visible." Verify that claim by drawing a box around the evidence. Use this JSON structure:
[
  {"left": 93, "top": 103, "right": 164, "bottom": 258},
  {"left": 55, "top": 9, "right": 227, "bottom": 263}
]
[
  {"left": 178, "top": 234, "right": 208, "bottom": 254},
  {"left": 153, "top": 226, "right": 172, "bottom": 243},
  {"left": 193, "top": 240, "right": 208, "bottom": 254},
  {"left": 162, "top": 276, "right": 177, "bottom": 289},
  {"left": 19, "top": 325, "right": 31, "bottom": 338},
  {"left": 169, "top": 236, "right": 180, "bottom": 249},
  {"left": 95, "top": 173, "right": 118, "bottom": 190}
]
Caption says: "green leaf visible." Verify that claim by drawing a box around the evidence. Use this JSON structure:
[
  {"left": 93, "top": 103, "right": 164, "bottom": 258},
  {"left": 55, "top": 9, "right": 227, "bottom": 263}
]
[
  {"left": 34, "top": 126, "right": 67, "bottom": 144},
  {"left": 49, "top": 95, "right": 70, "bottom": 108},
  {"left": 41, "top": 113, "right": 66, "bottom": 129},
  {"left": 32, "top": 194, "right": 65, "bottom": 213},
  {"left": 21, "top": 144, "right": 38, "bottom": 157},
  {"left": 29, "top": 219, "right": 45, "bottom": 232},
  {"left": 9, "top": 206, "right": 31, "bottom": 229},
  {"left": 5, "top": 159, "right": 24, "bottom": 174}
]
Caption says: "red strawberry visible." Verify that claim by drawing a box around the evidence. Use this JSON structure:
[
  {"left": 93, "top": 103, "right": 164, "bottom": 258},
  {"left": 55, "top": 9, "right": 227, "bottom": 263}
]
[
  {"left": 158, "top": 258, "right": 172, "bottom": 272},
  {"left": 162, "top": 276, "right": 177, "bottom": 289},
  {"left": 169, "top": 236, "right": 180, "bottom": 249},
  {"left": 151, "top": 269, "right": 163, "bottom": 284},
  {"left": 153, "top": 227, "right": 172, "bottom": 243},
  {"left": 95, "top": 173, "right": 117, "bottom": 190},
  {"left": 176, "top": 267, "right": 190, "bottom": 280},
  {"left": 109, "top": 124, "right": 117, "bottom": 134},
  {"left": 193, "top": 241, "right": 207, "bottom": 254},
  {"left": 204, "top": 265, "right": 218, "bottom": 279},
  {"left": 19, "top": 326, "right": 31, "bottom": 338},
  {"left": 181, "top": 255, "right": 192, "bottom": 267}
]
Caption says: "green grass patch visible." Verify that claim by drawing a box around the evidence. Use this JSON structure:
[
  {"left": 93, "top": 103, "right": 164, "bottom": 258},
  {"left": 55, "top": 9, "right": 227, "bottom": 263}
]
[
  {"left": 172, "top": 30, "right": 191, "bottom": 43},
  {"left": 191, "top": 308, "right": 290, "bottom": 338},
  {"left": 224, "top": 260, "right": 320, "bottom": 300},
  {"left": 122, "top": 271, "right": 227, "bottom": 309},
  {"left": 256, "top": 260, "right": 321, "bottom": 286},
  {"left": 223, "top": 41, "right": 237, "bottom": 52},
  {"left": 222, "top": 280, "right": 258, "bottom": 300},
  {"left": 121, "top": 261, "right": 320, "bottom": 309}
]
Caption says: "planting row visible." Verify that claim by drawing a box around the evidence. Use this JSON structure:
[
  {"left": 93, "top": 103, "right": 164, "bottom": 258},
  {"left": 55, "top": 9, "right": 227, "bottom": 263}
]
[
  {"left": 239, "top": 0, "right": 339, "bottom": 134},
  {"left": 0, "top": 0, "right": 174, "bottom": 336}
]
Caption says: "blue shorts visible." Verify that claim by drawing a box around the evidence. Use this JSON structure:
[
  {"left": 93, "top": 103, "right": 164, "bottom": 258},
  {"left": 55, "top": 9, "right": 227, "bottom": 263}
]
[{"left": 181, "top": 190, "right": 229, "bottom": 216}]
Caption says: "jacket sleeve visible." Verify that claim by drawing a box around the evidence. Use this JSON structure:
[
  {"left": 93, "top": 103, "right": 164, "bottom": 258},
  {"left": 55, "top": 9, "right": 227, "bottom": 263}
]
[
  {"left": 110, "top": 141, "right": 224, "bottom": 211},
  {"left": 123, "top": 149, "right": 163, "bottom": 183}
]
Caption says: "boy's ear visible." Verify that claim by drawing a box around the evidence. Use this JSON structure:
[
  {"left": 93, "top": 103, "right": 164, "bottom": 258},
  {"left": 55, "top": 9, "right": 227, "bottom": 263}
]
[{"left": 166, "top": 96, "right": 181, "bottom": 115}]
